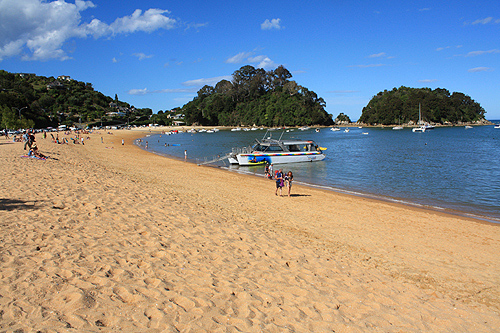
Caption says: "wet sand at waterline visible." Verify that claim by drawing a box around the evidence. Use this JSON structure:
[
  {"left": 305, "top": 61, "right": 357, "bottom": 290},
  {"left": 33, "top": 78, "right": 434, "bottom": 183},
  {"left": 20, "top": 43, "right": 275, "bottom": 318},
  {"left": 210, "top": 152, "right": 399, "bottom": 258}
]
[{"left": 1, "top": 128, "right": 499, "bottom": 332}]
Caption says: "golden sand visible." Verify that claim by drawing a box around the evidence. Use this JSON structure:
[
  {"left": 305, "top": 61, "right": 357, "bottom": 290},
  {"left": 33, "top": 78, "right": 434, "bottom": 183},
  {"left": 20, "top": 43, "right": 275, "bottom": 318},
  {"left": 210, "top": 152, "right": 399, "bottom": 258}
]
[{"left": 1, "top": 129, "right": 499, "bottom": 332}]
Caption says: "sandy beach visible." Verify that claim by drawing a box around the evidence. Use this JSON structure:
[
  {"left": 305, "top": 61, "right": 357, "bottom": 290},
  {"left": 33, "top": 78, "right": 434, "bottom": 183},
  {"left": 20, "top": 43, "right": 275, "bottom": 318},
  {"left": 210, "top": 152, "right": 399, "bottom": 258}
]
[{"left": 1, "top": 128, "right": 499, "bottom": 332}]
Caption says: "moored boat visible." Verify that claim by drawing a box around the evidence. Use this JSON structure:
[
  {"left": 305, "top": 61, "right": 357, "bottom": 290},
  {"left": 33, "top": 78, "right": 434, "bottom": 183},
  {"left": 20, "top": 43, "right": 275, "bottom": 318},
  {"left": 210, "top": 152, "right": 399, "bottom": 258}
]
[
  {"left": 412, "top": 126, "right": 426, "bottom": 132},
  {"left": 227, "top": 132, "right": 326, "bottom": 165}
]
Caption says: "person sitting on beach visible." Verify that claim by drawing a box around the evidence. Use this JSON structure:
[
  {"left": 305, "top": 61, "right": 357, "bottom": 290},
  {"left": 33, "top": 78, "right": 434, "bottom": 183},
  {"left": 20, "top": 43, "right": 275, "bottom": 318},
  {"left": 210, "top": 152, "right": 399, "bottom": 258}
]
[
  {"left": 30, "top": 144, "right": 47, "bottom": 159},
  {"left": 285, "top": 171, "right": 294, "bottom": 197},
  {"left": 275, "top": 168, "right": 284, "bottom": 196}
]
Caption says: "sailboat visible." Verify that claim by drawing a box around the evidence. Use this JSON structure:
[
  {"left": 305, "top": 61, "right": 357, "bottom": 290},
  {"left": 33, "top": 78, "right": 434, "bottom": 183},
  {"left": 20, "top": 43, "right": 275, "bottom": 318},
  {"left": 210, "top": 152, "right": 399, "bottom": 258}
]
[
  {"left": 412, "top": 104, "right": 426, "bottom": 133},
  {"left": 392, "top": 116, "right": 403, "bottom": 130}
]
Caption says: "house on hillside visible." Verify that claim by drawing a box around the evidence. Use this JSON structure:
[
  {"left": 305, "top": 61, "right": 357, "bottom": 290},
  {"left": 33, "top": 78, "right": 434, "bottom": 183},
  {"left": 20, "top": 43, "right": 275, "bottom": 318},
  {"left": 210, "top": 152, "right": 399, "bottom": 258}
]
[
  {"left": 17, "top": 73, "right": 35, "bottom": 78},
  {"left": 106, "top": 111, "right": 126, "bottom": 117},
  {"left": 58, "top": 75, "right": 72, "bottom": 81}
]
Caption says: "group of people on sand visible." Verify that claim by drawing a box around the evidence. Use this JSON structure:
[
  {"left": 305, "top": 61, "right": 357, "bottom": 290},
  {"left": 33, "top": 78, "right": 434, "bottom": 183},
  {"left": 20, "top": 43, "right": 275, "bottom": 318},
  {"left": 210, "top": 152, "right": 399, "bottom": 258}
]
[
  {"left": 265, "top": 163, "right": 294, "bottom": 197},
  {"left": 21, "top": 130, "right": 48, "bottom": 159}
]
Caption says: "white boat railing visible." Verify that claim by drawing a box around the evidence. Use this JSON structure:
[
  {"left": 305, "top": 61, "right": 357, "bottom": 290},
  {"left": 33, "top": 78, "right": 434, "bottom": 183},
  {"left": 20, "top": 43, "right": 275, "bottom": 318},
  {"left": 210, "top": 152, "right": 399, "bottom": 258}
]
[
  {"left": 232, "top": 146, "right": 253, "bottom": 155},
  {"left": 197, "top": 145, "right": 252, "bottom": 166}
]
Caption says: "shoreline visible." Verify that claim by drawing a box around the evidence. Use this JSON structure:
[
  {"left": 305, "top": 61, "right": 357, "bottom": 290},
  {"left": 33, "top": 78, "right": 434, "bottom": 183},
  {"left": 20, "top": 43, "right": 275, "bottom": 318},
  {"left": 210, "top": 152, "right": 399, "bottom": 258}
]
[
  {"left": 2, "top": 129, "right": 499, "bottom": 331},
  {"left": 134, "top": 130, "right": 500, "bottom": 225}
]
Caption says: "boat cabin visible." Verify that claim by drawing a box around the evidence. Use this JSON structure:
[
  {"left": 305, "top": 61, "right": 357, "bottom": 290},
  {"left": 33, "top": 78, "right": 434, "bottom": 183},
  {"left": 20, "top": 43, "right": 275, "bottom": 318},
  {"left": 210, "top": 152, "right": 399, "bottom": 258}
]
[{"left": 252, "top": 139, "right": 321, "bottom": 153}]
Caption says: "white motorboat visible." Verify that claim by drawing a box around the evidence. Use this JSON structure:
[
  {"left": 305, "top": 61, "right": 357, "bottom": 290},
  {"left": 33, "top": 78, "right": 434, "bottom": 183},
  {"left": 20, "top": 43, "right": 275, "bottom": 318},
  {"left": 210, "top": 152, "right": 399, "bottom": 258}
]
[
  {"left": 227, "top": 132, "right": 326, "bottom": 165},
  {"left": 330, "top": 127, "right": 341, "bottom": 131},
  {"left": 465, "top": 125, "right": 473, "bottom": 129},
  {"left": 494, "top": 124, "right": 500, "bottom": 129},
  {"left": 392, "top": 126, "right": 403, "bottom": 130}
]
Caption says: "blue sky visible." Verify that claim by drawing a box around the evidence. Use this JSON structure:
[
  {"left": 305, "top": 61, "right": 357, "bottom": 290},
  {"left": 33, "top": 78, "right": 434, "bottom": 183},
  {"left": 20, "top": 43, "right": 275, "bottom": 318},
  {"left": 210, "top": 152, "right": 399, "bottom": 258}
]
[{"left": 1, "top": 0, "right": 499, "bottom": 121}]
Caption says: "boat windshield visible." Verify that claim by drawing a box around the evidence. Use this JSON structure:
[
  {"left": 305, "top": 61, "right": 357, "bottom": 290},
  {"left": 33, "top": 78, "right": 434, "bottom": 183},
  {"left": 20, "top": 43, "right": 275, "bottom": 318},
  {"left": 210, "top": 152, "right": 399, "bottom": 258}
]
[
  {"left": 252, "top": 143, "right": 284, "bottom": 152},
  {"left": 284, "top": 142, "right": 317, "bottom": 152}
]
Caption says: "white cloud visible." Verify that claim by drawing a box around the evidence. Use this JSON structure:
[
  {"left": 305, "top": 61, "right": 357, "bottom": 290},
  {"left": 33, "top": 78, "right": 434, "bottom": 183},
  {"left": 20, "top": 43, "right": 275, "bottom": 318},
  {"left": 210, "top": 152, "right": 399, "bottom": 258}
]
[
  {"left": 108, "top": 9, "right": 175, "bottom": 35},
  {"left": 247, "top": 55, "right": 276, "bottom": 69},
  {"left": 182, "top": 76, "right": 232, "bottom": 87},
  {"left": 112, "top": 57, "right": 118, "bottom": 63},
  {"left": 468, "top": 67, "right": 493, "bottom": 73},
  {"left": 133, "top": 52, "right": 154, "bottom": 60},
  {"left": 225, "top": 52, "right": 254, "bottom": 64},
  {"left": 128, "top": 88, "right": 149, "bottom": 95},
  {"left": 465, "top": 49, "right": 500, "bottom": 57},
  {"left": 472, "top": 17, "right": 493, "bottom": 25},
  {"left": 226, "top": 51, "right": 277, "bottom": 69},
  {"left": 418, "top": 79, "right": 438, "bottom": 83},
  {"left": 368, "top": 52, "right": 386, "bottom": 58},
  {"left": 436, "top": 46, "right": 450, "bottom": 51},
  {"left": 437, "top": 45, "right": 462, "bottom": 51},
  {"left": 261, "top": 18, "right": 282, "bottom": 30},
  {"left": 0, "top": 0, "right": 177, "bottom": 61}
]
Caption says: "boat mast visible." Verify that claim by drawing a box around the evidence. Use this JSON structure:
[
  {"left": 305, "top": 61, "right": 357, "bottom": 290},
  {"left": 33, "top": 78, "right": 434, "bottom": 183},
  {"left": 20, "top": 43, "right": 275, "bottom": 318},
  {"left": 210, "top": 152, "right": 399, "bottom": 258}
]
[{"left": 418, "top": 103, "right": 422, "bottom": 125}]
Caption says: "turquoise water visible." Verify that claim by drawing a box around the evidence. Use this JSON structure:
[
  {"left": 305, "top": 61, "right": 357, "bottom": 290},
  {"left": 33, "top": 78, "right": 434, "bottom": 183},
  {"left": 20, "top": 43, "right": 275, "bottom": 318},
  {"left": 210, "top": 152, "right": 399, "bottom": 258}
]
[{"left": 139, "top": 124, "right": 500, "bottom": 222}]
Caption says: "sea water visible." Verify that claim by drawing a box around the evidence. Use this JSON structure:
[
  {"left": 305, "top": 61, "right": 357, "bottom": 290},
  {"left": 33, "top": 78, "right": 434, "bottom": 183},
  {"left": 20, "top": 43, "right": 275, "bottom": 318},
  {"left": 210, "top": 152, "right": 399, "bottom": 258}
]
[{"left": 139, "top": 124, "right": 500, "bottom": 222}]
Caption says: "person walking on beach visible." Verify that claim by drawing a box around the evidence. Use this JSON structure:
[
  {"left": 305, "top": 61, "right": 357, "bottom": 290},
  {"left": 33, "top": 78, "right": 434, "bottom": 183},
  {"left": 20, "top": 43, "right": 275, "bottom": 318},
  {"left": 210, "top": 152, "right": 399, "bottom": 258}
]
[
  {"left": 23, "top": 130, "right": 31, "bottom": 150},
  {"left": 184, "top": 150, "right": 187, "bottom": 160},
  {"left": 275, "top": 168, "right": 284, "bottom": 196},
  {"left": 285, "top": 171, "right": 294, "bottom": 197}
]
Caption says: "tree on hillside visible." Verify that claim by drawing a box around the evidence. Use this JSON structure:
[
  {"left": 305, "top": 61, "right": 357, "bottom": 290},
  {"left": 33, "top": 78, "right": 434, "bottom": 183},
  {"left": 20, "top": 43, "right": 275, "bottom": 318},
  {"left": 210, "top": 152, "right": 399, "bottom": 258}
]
[{"left": 181, "top": 65, "right": 333, "bottom": 127}]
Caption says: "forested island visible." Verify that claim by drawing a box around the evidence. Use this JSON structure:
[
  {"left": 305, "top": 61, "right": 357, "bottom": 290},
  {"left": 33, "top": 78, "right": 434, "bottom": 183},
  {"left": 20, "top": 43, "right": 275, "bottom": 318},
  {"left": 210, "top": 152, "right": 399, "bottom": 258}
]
[
  {"left": 181, "top": 65, "right": 333, "bottom": 127},
  {"left": 358, "top": 86, "right": 487, "bottom": 126}
]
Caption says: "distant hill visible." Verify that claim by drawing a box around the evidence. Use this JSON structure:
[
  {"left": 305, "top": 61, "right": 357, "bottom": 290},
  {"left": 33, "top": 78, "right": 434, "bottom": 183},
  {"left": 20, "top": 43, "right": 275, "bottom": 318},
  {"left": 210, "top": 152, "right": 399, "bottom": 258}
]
[
  {"left": 358, "top": 86, "right": 487, "bottom": 125},
  {"left": 181, "top": 65, "right": 334, "bottom": 127},
  {"left": 0, "top": 70, "right": 152, "bottom": 129}
]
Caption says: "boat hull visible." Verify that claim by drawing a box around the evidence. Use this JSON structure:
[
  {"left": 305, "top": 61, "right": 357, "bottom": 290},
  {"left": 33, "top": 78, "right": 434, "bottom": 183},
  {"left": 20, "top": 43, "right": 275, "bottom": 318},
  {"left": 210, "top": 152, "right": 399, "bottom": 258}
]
[{"left": 229, "top": 151, "right": 325, "bottom": 165}]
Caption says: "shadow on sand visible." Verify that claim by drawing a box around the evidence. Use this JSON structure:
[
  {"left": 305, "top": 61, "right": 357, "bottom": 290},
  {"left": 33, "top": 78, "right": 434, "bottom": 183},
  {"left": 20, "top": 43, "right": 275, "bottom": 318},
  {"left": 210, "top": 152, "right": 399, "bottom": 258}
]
[{"left": 0, "top": 198, "right": 42, "bottom": 211}]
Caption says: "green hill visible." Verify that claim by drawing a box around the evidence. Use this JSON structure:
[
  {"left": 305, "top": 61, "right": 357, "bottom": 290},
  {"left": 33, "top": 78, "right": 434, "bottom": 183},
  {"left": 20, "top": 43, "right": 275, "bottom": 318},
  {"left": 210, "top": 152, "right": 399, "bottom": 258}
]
[
  {"left": 359, "top": 86, "right": 486, "bottom": 125},
  {"left": 0, "top": 70, "right": 151, "bottom": 129},
  {"left": 180, "top": 65, "right": 334, "bottom": 127}
]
